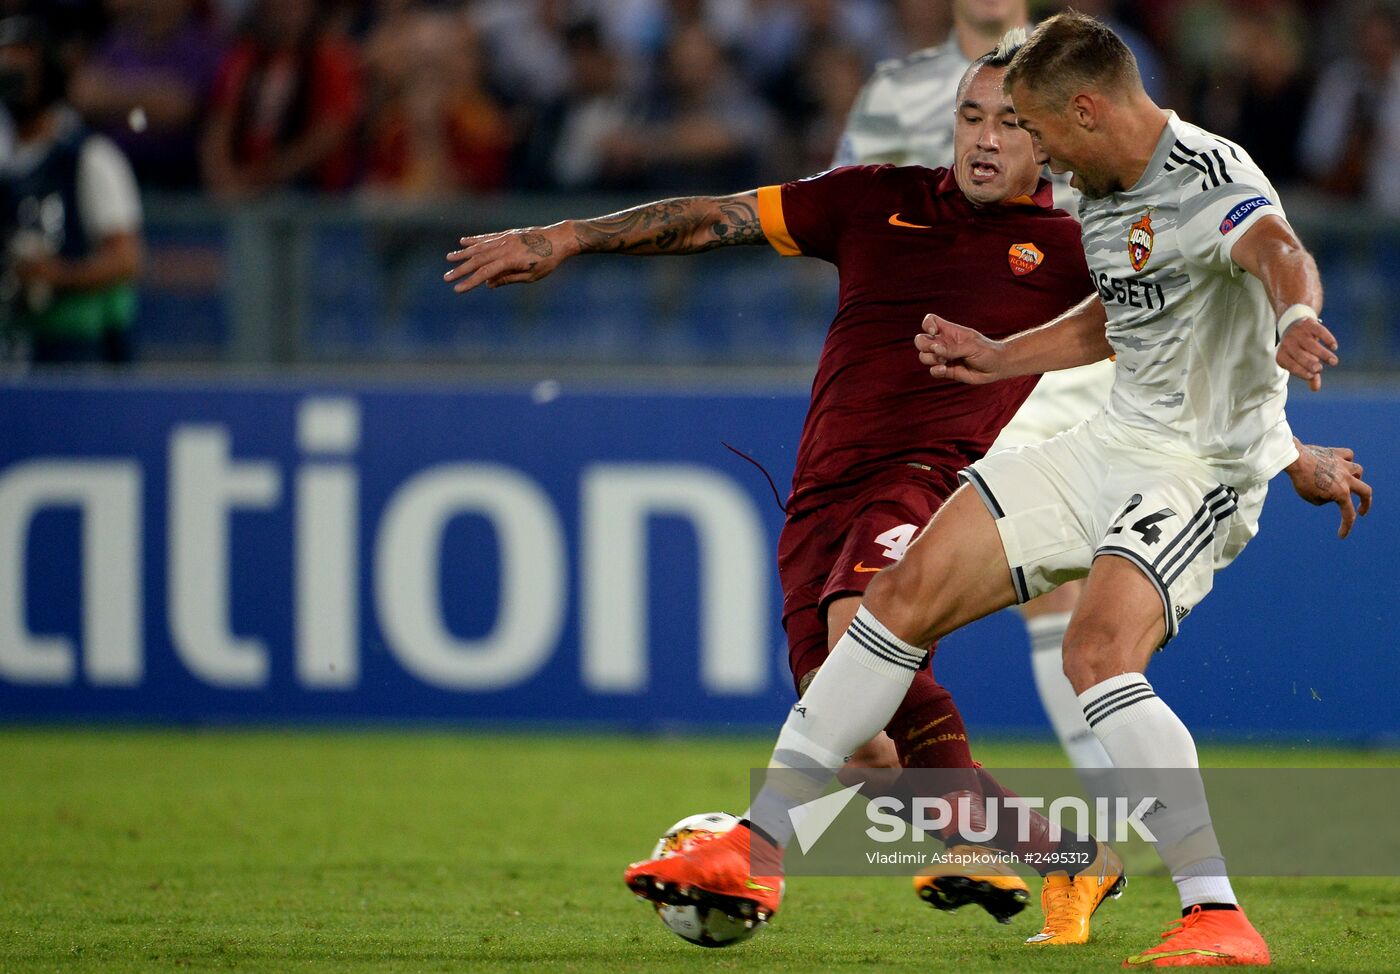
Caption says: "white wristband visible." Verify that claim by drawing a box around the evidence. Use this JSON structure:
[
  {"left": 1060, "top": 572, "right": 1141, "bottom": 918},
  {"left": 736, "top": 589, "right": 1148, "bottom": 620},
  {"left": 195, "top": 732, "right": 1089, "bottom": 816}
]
[{"left": 1277, "top": 303, "right": 1318, "bottom": 338}]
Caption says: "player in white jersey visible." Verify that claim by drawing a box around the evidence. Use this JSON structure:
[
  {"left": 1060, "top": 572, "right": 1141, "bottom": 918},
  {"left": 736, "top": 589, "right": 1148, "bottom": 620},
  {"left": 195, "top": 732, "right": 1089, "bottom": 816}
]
[
  {"left": 669, "top": 13, "right": 1369, "bottom": 969},
  {"left": 837, "top": 0, "right": 1119, "bottom": 777},
  {"left": 835, "top": 1, "right": 995, "bottom": 169},
  {"left": 902, "top": 14, "right": 1364, "bottom": 965}
]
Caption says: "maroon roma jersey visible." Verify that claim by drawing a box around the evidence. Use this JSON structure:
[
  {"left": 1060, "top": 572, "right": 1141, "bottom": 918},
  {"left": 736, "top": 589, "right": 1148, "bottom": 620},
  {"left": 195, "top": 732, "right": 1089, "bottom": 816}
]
[{"left": 757, "top": 165, "right": 1094, "bottom": 513}]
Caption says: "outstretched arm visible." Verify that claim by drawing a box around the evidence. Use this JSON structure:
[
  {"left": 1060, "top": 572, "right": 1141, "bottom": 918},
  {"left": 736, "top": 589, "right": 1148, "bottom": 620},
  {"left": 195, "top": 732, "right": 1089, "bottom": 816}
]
[
  {"left": 913, "top": 294, "right": 1111, "bottom": 384},
  {"left": 1230, "top": 214, "right": 1335, "bottom": 392},
  {"left": 444, "top": 192, "right": 763, "bottom": 293}
]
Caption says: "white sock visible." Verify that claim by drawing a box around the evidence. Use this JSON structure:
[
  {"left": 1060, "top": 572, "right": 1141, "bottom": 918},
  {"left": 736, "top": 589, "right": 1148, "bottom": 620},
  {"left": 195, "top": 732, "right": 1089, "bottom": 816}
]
[
  {"left": 1173, "top": 858, "right": 1238, "bottom": 909},
  {"left": 746, "top": 606, "right": 926, "bottom": 847},
  {"left": 1078, "top": 673, "right": 1237, "bottom": 909},
  {"left": 1027, "top": 613, "right": 1114, "bottom": 770}
]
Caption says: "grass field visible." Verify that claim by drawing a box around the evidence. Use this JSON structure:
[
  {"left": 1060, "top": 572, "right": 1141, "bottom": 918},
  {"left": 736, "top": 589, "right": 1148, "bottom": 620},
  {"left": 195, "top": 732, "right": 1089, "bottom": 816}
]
[{"left": 1, "top": 730, "right": 1397, "bottom": 972}]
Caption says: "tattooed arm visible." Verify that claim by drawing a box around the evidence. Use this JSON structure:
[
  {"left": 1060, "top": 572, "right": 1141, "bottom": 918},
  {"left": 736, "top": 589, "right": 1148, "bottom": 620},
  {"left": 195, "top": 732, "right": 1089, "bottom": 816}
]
[
  {"left": 444, "top": 192, "right": 764, "bottom": 293},
  {"left": 1283, "top": 438, "right": 1372, "bottom": 538}
]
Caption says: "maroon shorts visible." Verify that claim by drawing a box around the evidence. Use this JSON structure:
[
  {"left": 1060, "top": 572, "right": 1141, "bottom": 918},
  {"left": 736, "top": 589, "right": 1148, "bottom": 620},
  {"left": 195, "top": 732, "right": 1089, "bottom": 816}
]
[{"left": 777, "top": 465, "right": 960, "bottom": 691}]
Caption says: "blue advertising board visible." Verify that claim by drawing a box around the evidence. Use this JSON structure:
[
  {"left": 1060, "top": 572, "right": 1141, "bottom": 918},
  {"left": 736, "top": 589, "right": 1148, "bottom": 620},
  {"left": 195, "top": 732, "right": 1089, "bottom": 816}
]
[{"left": 1, "top": 377, "right": 1396, "bottom": 741}]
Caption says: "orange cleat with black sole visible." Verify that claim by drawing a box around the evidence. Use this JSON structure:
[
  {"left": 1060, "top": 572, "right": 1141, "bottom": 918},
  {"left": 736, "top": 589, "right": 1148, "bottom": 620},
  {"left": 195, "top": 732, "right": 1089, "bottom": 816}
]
[
  {"left": 624, "top": 820, "right": 783, "bottom": 925},
  {"left": 913, "top": 843, "right": 1031, "bottom": 924}
]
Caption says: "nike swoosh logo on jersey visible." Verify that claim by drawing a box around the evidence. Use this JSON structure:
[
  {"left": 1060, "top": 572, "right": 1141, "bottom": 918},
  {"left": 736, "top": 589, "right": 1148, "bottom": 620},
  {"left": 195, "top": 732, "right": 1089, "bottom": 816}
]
[
  {"left": 852, "top": 562, "right": 883, "bottom": 573},
  {"left": 888, "top": 213, "right": 934, "bottom": 229},
  {"left": 913, "top": 714, "right": 954, "bottom": 735}
]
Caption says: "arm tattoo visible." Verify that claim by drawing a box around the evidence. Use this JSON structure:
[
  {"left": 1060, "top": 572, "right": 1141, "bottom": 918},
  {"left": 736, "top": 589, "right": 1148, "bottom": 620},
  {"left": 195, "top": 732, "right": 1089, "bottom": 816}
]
[
  {"left": 573, "top": 199, "right": 698, "bottom": 254},
  {"left": 705, "top": 198, "right": 764, "bottom": 249},
  {"left": 572, "top": 195, "right": 764, "bottom": 255},
  {"left": 520, "top": 232, "right": 553, "bottom": 258}
]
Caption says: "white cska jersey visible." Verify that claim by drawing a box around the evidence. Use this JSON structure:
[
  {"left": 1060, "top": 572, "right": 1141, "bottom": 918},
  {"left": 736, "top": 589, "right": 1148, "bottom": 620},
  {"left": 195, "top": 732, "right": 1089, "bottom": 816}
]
[
  {"left": 834, "top": 38, "right": 970, "bottom": 168},
  {"left": 1080, "top": 112, "right": 1297, "bottom": 488}
]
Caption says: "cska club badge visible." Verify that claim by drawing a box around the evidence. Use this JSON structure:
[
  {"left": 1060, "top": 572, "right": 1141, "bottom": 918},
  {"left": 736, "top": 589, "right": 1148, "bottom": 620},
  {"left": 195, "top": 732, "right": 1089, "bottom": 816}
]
[
  {"left": 1007, "top": 242, "right": 1044, "bottom": 276},
  {"left": 1128, "top": 212, "right": 1154, "bottom": 271}
]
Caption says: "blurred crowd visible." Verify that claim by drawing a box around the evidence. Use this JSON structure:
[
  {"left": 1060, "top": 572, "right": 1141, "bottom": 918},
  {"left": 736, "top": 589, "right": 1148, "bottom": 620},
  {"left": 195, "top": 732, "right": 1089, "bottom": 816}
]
[{"left": 7, "top": 0, "right": 1400, "bottom": 205}]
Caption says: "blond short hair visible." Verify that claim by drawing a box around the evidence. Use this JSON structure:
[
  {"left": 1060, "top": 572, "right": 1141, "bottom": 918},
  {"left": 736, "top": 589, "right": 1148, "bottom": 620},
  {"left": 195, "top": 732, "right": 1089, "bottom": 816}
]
[{"left": 1004, "top": 11, "right": 1142, "bottom": 110}]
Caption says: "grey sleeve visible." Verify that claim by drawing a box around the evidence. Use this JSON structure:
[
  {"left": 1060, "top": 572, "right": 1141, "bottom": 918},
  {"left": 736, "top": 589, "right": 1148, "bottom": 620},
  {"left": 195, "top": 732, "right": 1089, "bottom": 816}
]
[{"left": 834, "top": 72, "right": 911, "bottom": 167}]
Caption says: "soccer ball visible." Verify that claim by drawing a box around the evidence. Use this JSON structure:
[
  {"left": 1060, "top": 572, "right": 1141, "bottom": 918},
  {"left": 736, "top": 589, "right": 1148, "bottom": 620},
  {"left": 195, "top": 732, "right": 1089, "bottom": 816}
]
[{"left": 645, "top": 811, "right": 765, "bottom": 948}]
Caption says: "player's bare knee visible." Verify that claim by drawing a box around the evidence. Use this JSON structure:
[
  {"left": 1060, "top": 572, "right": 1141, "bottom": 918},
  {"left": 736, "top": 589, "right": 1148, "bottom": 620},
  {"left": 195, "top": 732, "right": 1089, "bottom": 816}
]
[
  {"left": 859, "top": 564, "right": 900, "bottom": 618},
  {"left": 1061, "top": 651, "right": 1096, "bottom": 695},
  {"left": 1062, "top": 620, "right": 1138, "bottom": 694},
  {"left": 863, "top": 558, "right": 943, "bottom": 645}
]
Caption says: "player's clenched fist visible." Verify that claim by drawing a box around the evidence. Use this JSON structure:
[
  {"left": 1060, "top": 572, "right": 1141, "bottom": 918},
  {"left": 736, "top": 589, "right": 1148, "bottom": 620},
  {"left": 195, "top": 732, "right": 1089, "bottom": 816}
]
[
  {"left": 444, "top": 224, "right": 573, "bottom": 294},
  {"left": 915, "top": 313, "right": 1006, "bottom": 384}
]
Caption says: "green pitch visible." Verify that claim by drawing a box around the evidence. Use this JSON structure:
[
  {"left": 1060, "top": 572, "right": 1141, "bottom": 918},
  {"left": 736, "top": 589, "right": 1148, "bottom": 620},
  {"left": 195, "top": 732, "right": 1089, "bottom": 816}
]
[{"left": 1, "top": 730, "right": 1396, "bottom": 973}]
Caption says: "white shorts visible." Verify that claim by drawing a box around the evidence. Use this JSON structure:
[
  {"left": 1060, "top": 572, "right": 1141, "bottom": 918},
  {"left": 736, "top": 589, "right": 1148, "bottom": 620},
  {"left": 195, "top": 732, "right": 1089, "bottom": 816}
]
[
  {"left": 990, "top": 359, "right": 1117, "bottom": 451},
  {"left": 961, "top": 417, "right": 1267, "bottom": 644}
]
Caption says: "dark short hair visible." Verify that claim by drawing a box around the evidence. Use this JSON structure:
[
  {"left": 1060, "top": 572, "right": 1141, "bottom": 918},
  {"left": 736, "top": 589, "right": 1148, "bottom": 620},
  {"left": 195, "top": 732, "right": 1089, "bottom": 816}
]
[{"left": 1004, "top": 11, "right": 1141, "bottom": 110}]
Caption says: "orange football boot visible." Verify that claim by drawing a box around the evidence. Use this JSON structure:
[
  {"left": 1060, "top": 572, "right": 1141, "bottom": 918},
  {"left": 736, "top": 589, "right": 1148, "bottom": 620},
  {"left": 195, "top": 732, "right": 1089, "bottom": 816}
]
[
  {"left": 913, "top": 844, "right": 1031, "bottom": 924},
  {"left": 1124, "top": 905, "right": 1271, "bottom": 967},
  {"left": 624, "top": 821, "right": 783, "bottom": 924},
  {"left": 1026, "top": 842, "right": 1126, "bottom": 945}
]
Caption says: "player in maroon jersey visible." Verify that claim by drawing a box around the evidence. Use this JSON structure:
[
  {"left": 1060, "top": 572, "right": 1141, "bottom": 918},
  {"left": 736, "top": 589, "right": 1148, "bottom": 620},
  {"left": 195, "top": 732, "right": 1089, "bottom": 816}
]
[{"left": 446, "top": 51, "right": 1122, "bottom": 941}]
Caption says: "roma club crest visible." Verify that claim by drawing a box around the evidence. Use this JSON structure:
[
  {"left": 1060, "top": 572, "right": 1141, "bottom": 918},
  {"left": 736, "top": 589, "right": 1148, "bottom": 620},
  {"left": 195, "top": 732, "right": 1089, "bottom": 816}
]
[
  {"left": 1128, "top": 212, "right": 1154, "bottom": 271},
  {"left": 1007, "top": 242, "right": 1044, "bottom": 276}
]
